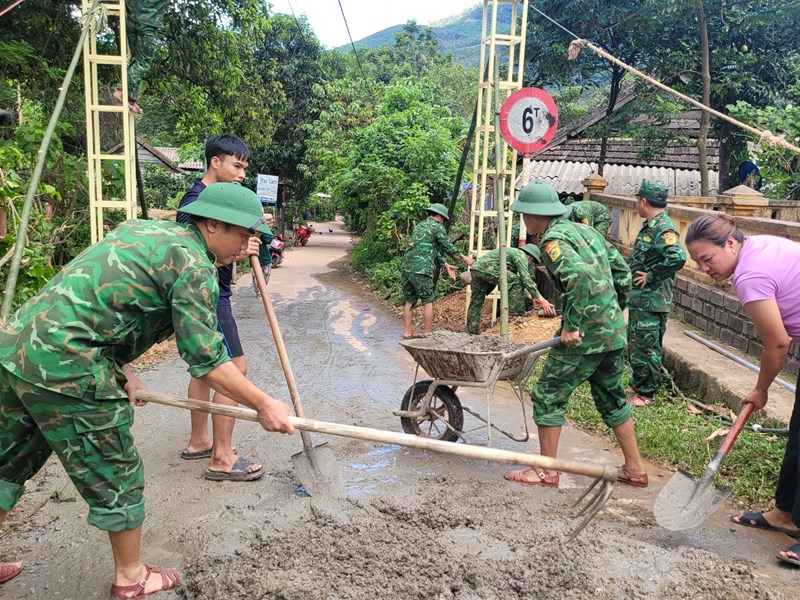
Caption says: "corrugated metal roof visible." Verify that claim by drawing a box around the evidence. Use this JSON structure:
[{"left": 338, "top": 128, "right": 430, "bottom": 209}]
[
  {"left": 154, "top": 147, "right": 205, "bottom": 170},
  {"left": 531, "top": 139, "right": 719, "bottom": 170},
  {"left": 519, "top": 161, "right": 719, "bottom": 197}
]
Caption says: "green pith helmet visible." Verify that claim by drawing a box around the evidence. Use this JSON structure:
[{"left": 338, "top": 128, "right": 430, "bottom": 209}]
[
  {"left": 637, "top": 179, "right": 668, "bottom": 205},
  {"left": 510, "top": 182, "right": 568, "bottom": 216},
  {"left": 427, "top": 203, "right": 450, "bottom": 220},
  {"left": 520, "top": 243, "right": 541, "bottom": 262},
  {"left": 178, "top": 183, "right": 271, "bottom": 234}
]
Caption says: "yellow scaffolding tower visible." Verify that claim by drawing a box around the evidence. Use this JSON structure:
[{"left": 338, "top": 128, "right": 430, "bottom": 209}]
[
  {"left": 82, "top": 0, "right": 137, "bottom": 243},
  {"left": 466, "top": 0, "right": 529, "bottom": 326}
]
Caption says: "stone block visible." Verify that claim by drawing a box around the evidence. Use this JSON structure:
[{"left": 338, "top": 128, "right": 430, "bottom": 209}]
[
  {"left": 720, "top": 329, "right": 734, "bottom": 345},
  {"left": 710, "top": 290, "right": 724, "bottom": 306},
  {"left": 703, "top": 303, "right": 715, "bottom": 319},
  {"left": 728, "top": 315, "right": 744, "bottom": 333},
  {"left": 687, "top": 281, "right": 699, "bottom": 297},
  {"left": 676, "top": 277, "right": 688, "bottom": 291},
  {"left": 708, "top": 324, "right": 721, "bottom": 339},
  {"left": 699, "top": 287, "right": 711, "bottom": 301},
  {"left": 731, "top": 334, "right": 748, "bottom": 352},
  {"left": 714, "top": 308, "right": 728, "bottom": 327},
  {"left": 692, "top": 298, "right": 704, "bottom": 314},
  {"left": 749, "top": 340, "right": 763, "bottom": 355},
  {"left": 695, "top": 316, "right": 709, "bottom": 331},
  {"left": 724, "top": 296, "right": 740, "bottom": 312},
  {"left": 685, "top": 312, "right": 695, "bottom": 326}
]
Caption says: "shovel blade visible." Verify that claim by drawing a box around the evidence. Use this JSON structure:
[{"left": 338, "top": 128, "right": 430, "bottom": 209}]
[
  {"left": 654, "top": 469, "right": 730, "bottom": 531},
  {"left": 291, "top": 442, "right": 344, "bottom": 497}
]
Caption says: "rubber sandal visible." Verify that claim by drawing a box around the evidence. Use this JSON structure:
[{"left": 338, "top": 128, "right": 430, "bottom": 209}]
[
  {"left": 617, "top": 465, "right": 649, "bottom": 488},
  {"left": 504, "top": 468, "right": 559, "bottom": 488},
  {"left": 0, "top": 562, "right": 21, "bottom": 584},
  {"left": 777, "top": 542, "right": 800, "bottom": 566},
  {"left": 731, "top": 511, "right": 800, "bottom": 537},
  {"left": 627, "top": 394, "right": 653, "bottom": 408},
  {"left": 180, "top": 446, "right": 235, "bottom": 460},
  {"left": 402, "top": 333, "right": 424, "bottom": 340},
  {"left": 109, "top": 564, "right": 180, "bottom": 599},
  {"left": 205, "top": 456, "right": 264, "bottom": 481}
]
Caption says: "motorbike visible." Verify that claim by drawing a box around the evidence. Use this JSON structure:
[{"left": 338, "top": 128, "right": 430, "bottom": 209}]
[
  {"left": 294, "top": 223, "right": 314, "bottom": 246},
  {"left": 269, "top": 234, "right": 286, "bottom": 267}
]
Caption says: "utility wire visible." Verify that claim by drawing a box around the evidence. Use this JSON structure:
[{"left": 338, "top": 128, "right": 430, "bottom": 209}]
[
  {"left": 0, "top": 0, "right": 26, "bottom": 18},
  {"left": 335, "top": 0, "right": 366, "bottom": 79}
]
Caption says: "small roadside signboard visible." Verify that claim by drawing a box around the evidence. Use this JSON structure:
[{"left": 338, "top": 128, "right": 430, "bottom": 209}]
[
  {"left": 256, "top": 174, "right": 279, "bottom": 205},
  {"left": 499, "top": 87, "right": 558, "bottom": 155}
]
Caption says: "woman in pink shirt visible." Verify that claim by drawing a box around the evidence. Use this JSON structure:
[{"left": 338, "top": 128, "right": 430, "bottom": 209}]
[{"left": 687, "top": 213, "right": 800, "bottom": 567}]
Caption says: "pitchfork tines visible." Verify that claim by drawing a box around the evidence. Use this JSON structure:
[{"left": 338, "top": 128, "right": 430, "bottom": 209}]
[{"left": 568, "top": 467, "right": 617, "bottom": 541}]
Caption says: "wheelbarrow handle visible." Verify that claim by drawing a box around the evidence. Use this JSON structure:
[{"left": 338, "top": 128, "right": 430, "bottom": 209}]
[
  {"left": 502, "top": 336, "right": 561, "bottom": 361},
  {"left": 138, "top": 391, "right": 617, "bottom": 482}
]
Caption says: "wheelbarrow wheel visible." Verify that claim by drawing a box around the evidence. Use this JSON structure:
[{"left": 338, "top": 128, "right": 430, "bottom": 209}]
[{"left": 400, "top": 380, "right": 463, "bottom": 442}]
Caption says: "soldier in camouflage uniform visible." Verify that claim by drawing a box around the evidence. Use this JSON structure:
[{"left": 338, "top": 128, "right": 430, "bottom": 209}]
[
  {"left": 0, "top": 184, "right": 293, "bottom": 597},
  {"left": 401, "top": 203, "right": 474, "bottom": 339},
  {"left": 503, "top": 182, "right": 648, "bottom": 489},
  {"left": 113, "top": 0, "right": 168, "bottom": 114},
  {"left": 465, "top": 244, "right": 555, "bottom": 334},
  {"left": 626, "top": 180, "right": 686, "bottom": 407},
  {"left": 568, "top": 200, "right": 612, "bottom": 238}
]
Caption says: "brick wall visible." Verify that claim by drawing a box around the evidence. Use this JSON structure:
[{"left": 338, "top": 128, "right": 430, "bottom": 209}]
[{"left": 672, "top": 273, "right": 800, "bottom": 375}]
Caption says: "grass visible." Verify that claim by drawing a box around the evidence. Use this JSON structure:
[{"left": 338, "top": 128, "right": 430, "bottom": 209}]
[{"left": 524, "top": 364, "right": 785, "bottom": 509}]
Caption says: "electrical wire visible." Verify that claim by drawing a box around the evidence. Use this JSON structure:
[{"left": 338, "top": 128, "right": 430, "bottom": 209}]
[
  {"left": 335, "top": 0, "right": 366, "bottom": 79},
  {"left": 0, "top": 0, "right": 26, "bottom": 18}
]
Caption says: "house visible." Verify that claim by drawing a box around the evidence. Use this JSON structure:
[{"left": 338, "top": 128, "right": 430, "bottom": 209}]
[{"left": 109, "top": 137, "right": 204, "bottom": 174}]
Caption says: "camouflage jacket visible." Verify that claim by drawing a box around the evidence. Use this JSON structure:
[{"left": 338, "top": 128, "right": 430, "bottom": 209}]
[
  {"left": 628, "top": 211, "right": 686, "bottom": 312},
  {"left": 0, "top": 220, "right": 230, "bottom": 399},
  {"left": 540, "top": 218, "right": 631, "bottom": 354},
  {"left": 472, "top": 247, "right": 541, "bottom": 299},
  {"left": 402, "top": 217, "right": 463, "bottom": 277},
  {"left": 568, "top": 201, "right": 611, "bottom": 237}
]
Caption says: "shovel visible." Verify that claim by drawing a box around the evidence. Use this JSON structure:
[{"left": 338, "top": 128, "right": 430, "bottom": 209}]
[
  {"left": 138, "top": 390, "right": 619, "bottom": 540},
  {"left": 654, "top": 403, "right": 755, "bottom": 531},
  {"left": 249, "top": 255, "right": 343, "bottom": 496}
]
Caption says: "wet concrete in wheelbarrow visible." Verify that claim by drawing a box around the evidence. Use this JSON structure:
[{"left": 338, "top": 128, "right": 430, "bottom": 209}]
[{"left": 1, "top": 220, "right": 799, "bottom": 599}]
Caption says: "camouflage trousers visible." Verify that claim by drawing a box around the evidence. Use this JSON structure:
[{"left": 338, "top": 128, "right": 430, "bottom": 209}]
[
  {"left": 401, "top": 271, "right": 435, "bottom": 306},
  {"left": 0, "top": 367, "right": 145, "bottom": 532},
  {"left": 465, "top": 275, "right": 526, "bottom": 335},
  {"left": 126, "top": 0, "right": 168, "bottom": 99},
  {"left": 627, "top": 310, "right": 668, "bottom": 397},
  {"left": 532, "top": 348, "right": 632, "bottom": 428}
]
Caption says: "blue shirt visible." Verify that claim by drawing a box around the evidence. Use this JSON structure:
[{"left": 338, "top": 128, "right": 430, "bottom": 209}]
[{"left": 177, "top": 179, "right": 234, "bottom": 307}]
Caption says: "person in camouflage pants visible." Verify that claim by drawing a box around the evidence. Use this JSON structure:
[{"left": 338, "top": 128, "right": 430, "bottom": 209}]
[
  {"left": 113, "top": 0, "right": 168, "bottom": 114},
  {"left": 503, "top": 182, "right": 648, "bottom": 489},
  {"left": 401, "top": 203, "right": 474, "bottom": 338},
  {"left": 626, "top": 180, "right": 686, "bottom": 407},
  {"left": 567, "top": 199, "right": 612, "bottom": 238},
  {"left": 465, "top": 244, "right": 555, "bottom": 334},
  {"left": 0, "top": 184, "right": 293, "bottom": 597}
]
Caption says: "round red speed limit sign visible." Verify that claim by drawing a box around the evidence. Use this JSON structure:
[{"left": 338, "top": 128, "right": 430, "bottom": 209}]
[{"left": 499, "top": 87, "right": 558, "bottom": 155}]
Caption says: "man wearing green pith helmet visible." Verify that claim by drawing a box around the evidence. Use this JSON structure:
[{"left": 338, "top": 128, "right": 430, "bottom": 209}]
[
  {"left": 0, "top": 183, "right": 294, "bottom": 598},
  {"left": 465, "top": 243, "right": 556, "bottom": 335},
  {"left": 503, "top": 181, "right": 649, "bottom": 490},
  {"left": 401, "top": 203, "right": 475, "bottom": 339}
]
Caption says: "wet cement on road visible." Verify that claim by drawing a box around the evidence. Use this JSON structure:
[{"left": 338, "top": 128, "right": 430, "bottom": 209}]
[{"left": 1, "top": 220, "right": 799, "bottom": 599}]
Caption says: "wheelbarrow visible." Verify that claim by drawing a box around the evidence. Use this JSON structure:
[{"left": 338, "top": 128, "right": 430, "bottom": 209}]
[{"left": 394, "top": 333, "right": 559, "bottom": 445}]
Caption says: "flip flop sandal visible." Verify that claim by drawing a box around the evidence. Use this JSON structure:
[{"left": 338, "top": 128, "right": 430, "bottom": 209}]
[
  {"left": 110, "top": 565, "right": 180, "bottom": 600},
  {"left": 777, "top": 542, "right": 800, "bottom": 567},
  {"left": 0, "top": 562, "right": 21, "bottom": 584},
  {"left": 180, "top": 446, "right": 235, "bottom": 460},
  {"left": 205, "top": 456, "right": 264, "bottom": 481},
  {"left": 627, "top": 394, "right": 653, "bottom": 408},
  {"left": 402, "top": 333, "right": 424, "bottom": 340},
  {"left": 617, "top": 465, "right": 649, "bottom": 488},
  {"left": 731, "top": 511, "right": 800, "bottom": 537},
  {"left": 504, "top": 468, "right": 559, "bottom": 488}
]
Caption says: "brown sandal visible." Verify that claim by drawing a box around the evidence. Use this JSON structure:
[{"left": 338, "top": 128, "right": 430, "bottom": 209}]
[
  {"left": 504, "top": 468, "right": 560, "bottom": 488},
  {"left": 627, "top": 394, "right": 653, "bottom": 407},
  {"left": 109, "top": 565, "right": 180, "bottom": 599},
  {"left": 617, "top": 465, "right": 649, "bottom": 488}
]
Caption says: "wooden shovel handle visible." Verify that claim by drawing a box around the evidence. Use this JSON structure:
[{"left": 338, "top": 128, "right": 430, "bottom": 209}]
[
  {"left": 137, "top": 390, "right": 617, "bottom": 482},
  {"left": 719, "top": 402, "right": 755, "bottom": 455}
]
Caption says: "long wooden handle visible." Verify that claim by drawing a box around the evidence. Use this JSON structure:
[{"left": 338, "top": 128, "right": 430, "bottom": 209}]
[
  {"left": 719, "top": 402, "right": 755, "bottom": 455},
  {"left": 138, "top": 390, "right": 617, "bottom": 482}
]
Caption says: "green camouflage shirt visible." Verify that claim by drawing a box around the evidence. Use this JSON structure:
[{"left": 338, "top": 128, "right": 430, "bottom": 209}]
[
  {"left": 472, "top": 247, "right": 541, "bottom": 299},
  {"left": 568, "top": 201, "right": 611, "bottom": 237},
  {"left": 540, "top": 218, "right": 631, "bottom": 354},
  {"left": 402, "top": 217, "right": 463, "bottom": 277},
  {"left": 0, "top": 220, "right": 230, "bottom": 399},
  {"left": 628, "top": 210, "right": 687, "bottom": 312}
]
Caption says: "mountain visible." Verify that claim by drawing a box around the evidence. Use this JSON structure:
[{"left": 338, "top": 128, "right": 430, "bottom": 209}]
[{"left": 336, "top": 3, "right": 514, "bottom": 68}]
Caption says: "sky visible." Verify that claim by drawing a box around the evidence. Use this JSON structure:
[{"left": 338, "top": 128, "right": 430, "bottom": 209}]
[{"left": 268, "top": 0, "right": 479, "bottom": 49}]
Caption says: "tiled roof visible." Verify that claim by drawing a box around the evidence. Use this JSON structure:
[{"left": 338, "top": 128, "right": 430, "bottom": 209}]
[
  {"left": 531, "top": 139, "right": 719, "bottom": 170},
  {"left": 153, "top": 146, "right": 204, "bottom": 170}
]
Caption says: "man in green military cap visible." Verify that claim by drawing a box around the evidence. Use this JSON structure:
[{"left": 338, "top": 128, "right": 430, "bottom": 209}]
[
  {"left": 567, "top": 199, "right": 612, "bottom": 238},
  {"left": 503, "top": 181, "right": 648, "bottom": 489},
  {"left": 465, "top": 244, "right": 556, "bottom": 335},
  {"left": 0, "top": 183, "right": 294, "bottom": 598},
  {"left": 626, "top": 180, "right": 686, "bottom": 407},
  {"left": 401, "top": 203, "right": 474, "bottom": 339}
]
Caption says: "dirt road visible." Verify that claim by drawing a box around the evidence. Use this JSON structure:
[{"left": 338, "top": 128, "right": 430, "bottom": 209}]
[{"left": 1, "top": 219, "right": 798, "bottom": 599}]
